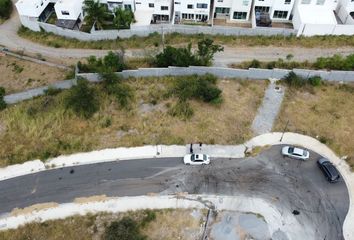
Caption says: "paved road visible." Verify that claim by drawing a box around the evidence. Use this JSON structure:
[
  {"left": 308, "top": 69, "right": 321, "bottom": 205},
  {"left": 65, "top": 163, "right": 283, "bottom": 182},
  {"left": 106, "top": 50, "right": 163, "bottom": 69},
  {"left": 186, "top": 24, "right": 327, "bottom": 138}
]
[
  {"left": 0, "top": 146, "right": 349, "bottom": 239},
  {"left": 1, "top": 8, "right": 353, "bottom": 65}
]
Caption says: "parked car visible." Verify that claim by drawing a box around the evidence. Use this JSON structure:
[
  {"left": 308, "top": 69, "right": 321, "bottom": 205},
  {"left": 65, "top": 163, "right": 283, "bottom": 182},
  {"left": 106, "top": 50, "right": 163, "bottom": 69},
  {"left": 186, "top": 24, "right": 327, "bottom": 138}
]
[
  {"left": 317, "top": 158, "right": 340, "bottom": 183},
  {"left": 281, "top": 146, "right": 310, "bottom": 160},
  {"left": 183, "top": 154, "right": 210, "bottom": 165}
]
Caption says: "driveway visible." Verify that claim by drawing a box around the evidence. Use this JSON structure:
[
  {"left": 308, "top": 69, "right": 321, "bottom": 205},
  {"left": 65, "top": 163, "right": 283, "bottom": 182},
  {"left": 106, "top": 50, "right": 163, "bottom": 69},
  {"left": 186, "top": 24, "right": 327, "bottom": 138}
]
[{"left": 0, "top": 146, "right": 349, "bottom": 239}]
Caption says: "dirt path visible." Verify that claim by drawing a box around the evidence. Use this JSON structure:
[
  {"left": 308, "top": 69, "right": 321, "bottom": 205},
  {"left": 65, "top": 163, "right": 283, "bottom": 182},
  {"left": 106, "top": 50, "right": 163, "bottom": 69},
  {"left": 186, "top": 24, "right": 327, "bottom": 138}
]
[{"left": 1, "top": 6, "right": 353, "bottom": 66}]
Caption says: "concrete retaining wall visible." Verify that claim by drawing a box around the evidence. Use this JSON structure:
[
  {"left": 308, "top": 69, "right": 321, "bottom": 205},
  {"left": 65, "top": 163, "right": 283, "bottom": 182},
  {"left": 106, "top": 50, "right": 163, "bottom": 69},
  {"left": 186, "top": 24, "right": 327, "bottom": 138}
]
[
  {"left": 77, "top": 67, "right": 354, "bottom": 82},
  {"left": 38, "top": 22, "right": 297, "bottom": 41}
]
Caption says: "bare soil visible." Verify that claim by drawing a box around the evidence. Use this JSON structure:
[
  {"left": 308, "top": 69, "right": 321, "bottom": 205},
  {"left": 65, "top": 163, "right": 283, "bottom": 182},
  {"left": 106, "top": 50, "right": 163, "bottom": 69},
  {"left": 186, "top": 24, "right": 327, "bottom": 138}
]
[{"left": 0, "top": 55, "right": 69, "bottom": 93}]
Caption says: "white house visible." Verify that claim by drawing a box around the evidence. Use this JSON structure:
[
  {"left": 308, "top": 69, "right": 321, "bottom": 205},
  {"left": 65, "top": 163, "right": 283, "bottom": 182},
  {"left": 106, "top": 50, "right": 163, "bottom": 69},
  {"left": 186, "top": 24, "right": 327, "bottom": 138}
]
[
  {"left": 134, "top": 0, "right": 173, "bottom": 23},
  {"left": 15, "top": 0, "right": 53, "bottom": 31},
  {"left": 213, "top": 0, "right": 252, "bottom": 22},
  {"left": 253, "top": 0, "right": 295, "bottom": 21},
  {"left": 292, "top": 0, "right": 354, "bottom": 35},
  {"left": 173, "top": 0, "right": 211, "bottom": 23},
  {"left": 101, "top": 0, "right": 135, "bottom": 11},
  {"left": 337, "top": 0, "right": 354, "bottom": 24},
  {"left": 54, "top": 0, "right": 84, "bottom": 29}
]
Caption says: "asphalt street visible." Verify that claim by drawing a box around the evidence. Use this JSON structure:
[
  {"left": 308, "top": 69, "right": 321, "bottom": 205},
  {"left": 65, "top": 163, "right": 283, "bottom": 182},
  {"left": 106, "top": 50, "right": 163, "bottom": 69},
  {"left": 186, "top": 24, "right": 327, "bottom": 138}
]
[{"left": 0, "top": 146, "right": 349, "bottom": 239}]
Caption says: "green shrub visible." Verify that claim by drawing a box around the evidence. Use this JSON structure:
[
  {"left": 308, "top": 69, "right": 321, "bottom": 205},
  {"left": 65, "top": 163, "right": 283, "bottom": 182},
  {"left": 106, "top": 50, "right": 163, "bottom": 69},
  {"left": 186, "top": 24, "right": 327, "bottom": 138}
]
[
  {"left": 168, "top": 100, "right": 194, "bottom": 120},
  {"left": 0, "top": 86, "right": 6, "bottom": 111},
  {"left": 0, "top": 0, "right": 12, "bottom": 19},
  {"left": 78, "top": 51, "right": 126, "bottom": 73},
  {"left": 140, "top": 210, "right": 157, "bottom": 227},
  {"left": 44, "top": 87, "right": 62, "bottom": 96},
  {"left": 282, "top": 72, "right": 323, "bottom": 89},
  {"left": 172, "top": 74, "right": 222, "bottom": 103},
  {"left": 100, "top": 71, "right": 133, "bottom": 109},
  {"left": 249, "top": 59, "right": 261, "bottom": 68},
  {"left": 64, "top": 79, "right": 99, "bottom": 118},
  {"left": 104, "top": 217, "right": 147, "bottom": 240},
  {"left": 111, "top": 83, "right": 134, "bottom": 109},
  {"left": 308, "top": 76, "right": 322, "bottom": 86},
  {"left": 282, "top": 71, "right": 306, "bottom": 88},
  {"left": 155, "top": 38, "right": 223, "bottom": 67}
]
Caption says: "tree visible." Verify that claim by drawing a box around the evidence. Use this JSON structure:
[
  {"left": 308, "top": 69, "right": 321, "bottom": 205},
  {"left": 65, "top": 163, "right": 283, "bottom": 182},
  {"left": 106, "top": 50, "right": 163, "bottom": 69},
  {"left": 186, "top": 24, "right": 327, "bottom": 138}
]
[
  {"left": 103, "top": 51, "right": 126, "bottom": 72},
  {"left": 64, "top": 79, "right": 99, "bottom": 118},
  {"left": 196, "top": 38, "right": 224, "bottom": 66},
  {"left": 83, "top": 0, "right": 107, "bottom": 30},
  {"left": 155, "top": 44, "right": 197, "bottom": 67},
  {"left": 113, "top": 8, "right": 135, "bottom": 29},
  {"left": 0, "top": 0, "right": 12, "bottom": 19},
  {"left": 0, "top": 86, "right": 6, "bottom": 111}
]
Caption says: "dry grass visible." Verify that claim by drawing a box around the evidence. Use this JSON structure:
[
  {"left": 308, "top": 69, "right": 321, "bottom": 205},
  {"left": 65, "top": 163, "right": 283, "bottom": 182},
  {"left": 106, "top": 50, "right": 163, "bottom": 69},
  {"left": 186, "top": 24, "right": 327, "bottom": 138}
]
[
  {"left": 0, "top": 77, "right": 266, "bottom": 166},
  {"left": 142, "top": 209, "right": 204, "bottom": 240},
  {"left": 18, "top": 26, "right": 354, "bottom": 50},
  {"left": 0, "top": 55, "right": 70, "bottom": 93},
  {"left": 274, "top": 83, "right": 354, "bottom": 169},
  {"left": 0, "top": 209, "right": 204, "bottom": 240}
]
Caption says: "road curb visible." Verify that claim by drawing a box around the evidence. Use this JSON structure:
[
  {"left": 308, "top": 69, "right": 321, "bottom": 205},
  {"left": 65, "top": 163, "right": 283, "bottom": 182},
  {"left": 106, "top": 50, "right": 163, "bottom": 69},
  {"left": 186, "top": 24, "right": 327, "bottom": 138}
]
[{"left": 0, "top": 132, "right": 353, "bottom": 239}]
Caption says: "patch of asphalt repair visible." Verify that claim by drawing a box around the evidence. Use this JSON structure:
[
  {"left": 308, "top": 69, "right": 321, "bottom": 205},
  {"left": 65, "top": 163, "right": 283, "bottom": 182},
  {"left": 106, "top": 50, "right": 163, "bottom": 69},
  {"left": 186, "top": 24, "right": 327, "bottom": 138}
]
[{"left": 252, "top": 81, "right": 285, "bottom": 135}]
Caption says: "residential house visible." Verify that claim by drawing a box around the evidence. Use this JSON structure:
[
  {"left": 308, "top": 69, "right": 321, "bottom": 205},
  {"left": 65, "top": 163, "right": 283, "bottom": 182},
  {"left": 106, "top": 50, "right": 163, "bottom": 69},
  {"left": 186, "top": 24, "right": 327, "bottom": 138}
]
[{"left": 173, "top": 0, "right": 211, "bottom": 23}]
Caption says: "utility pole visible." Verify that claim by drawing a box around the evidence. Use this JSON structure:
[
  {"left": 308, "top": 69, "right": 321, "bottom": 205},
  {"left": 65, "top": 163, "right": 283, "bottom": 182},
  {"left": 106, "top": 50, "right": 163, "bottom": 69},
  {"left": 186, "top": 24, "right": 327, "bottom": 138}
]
[{"left": 280, "top": 120, "right": 289, "bottom": 142}]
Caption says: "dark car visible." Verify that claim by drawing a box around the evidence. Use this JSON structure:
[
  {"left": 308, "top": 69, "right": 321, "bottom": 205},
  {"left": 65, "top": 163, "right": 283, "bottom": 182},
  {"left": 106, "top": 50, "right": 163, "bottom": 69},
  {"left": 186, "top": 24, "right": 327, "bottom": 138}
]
[
  {"left": 256, "top": 12, "right": 272, "bottom": 27},
  {"left": 317, "top": 158, "right": 340, "bottom": 183}
]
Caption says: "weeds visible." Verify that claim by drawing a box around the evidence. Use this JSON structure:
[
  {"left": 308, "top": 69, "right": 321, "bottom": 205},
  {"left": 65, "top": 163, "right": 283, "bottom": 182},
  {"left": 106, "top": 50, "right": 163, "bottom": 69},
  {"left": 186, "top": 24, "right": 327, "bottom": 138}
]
[
  {"left": 64, "top": 79, "right": 100, "bottom": 118},
  {"left": 17, "top": 26, "right": 354, "bottom": 49},
  {"left": 0, "top": 86, "right": 6, "bottom": 110}
]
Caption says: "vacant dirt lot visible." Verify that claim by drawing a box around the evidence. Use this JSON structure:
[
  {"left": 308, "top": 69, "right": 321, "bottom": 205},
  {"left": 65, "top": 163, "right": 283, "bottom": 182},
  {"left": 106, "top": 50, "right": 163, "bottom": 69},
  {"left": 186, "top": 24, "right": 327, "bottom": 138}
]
[
  {"left": 0, "top": 54, "right": 70, "bottom": 93},
  {"left": 0, "top": 209, "right": 204, "bottom": 240},
  {"left": 0, "top": 77, "right": 266, "bottom": 166},
  {"left": 274, "top": 83, "right": 354, "bottom": 169}
]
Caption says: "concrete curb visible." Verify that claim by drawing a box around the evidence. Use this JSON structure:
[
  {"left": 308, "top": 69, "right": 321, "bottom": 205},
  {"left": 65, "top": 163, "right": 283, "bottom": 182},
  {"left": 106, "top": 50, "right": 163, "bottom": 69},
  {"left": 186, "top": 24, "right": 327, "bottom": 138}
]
[
  {"left": 0, "top": 132, "right": 352, "bottom": 239},
  {"left": 0, "top": 194, "right": 304, "bottom": 239}
]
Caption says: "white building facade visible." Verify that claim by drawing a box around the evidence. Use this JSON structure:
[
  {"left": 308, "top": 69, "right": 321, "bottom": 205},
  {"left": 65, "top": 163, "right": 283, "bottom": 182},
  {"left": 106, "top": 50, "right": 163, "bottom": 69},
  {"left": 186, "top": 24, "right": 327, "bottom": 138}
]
[
  {"left": 15, "top": 0, "right": 354, "bottom": 35},
  {"left": 213, "top": 0, "right": 252, "bottom": 22},
  {"left": 173, "top": 0, "right": 211, "bottom": 23}
]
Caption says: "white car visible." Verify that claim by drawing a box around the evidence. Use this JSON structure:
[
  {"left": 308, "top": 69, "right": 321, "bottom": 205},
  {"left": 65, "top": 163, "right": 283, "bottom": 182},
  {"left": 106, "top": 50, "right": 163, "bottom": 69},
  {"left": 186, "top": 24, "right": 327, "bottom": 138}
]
[
  {"left": 282, "top": 146, "right": 310, "bottom": 161},
  {"left": 183, "top": 154, "right": 210, "bottom": 165}
]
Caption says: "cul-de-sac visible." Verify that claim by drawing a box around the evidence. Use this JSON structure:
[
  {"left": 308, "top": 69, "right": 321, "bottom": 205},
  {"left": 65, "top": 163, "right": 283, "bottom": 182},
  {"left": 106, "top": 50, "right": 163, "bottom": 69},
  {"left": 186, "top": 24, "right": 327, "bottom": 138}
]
[{"left": 0, "top": 0, "right": 354, "bottom": 239}]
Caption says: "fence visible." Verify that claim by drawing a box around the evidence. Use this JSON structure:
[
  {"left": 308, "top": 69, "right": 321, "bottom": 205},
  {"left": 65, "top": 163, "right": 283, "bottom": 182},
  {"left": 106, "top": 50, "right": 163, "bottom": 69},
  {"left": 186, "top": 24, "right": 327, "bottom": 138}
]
[
  {"left": 77, "top": 66, "right": 354, "bottom": 82},
  {"left": 38, "top": 22, "right": 297, "bottom": 41},
  {"left": 5, "top": 67, "right": 354, "bottom": 105}
]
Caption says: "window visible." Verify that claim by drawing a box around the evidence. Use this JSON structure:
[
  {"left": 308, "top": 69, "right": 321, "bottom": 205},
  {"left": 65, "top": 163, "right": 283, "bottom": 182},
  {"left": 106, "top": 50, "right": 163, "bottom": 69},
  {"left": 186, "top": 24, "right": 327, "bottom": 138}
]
[
  {"left": 284, "top": 0, "right": 291, "bottom": 4},
  {"left": 175, "top": 1, "right": 180, "bottom": 4},
  {"left": 182, "top": 13, "right": 194, "bottom": 19},
  {"left": 124, "top": 4, "right": 131, "bottom": 9},
  {"left": 301, "top": 0, "right": 311, "bottom": 4},
  {"left": 215, "top": 7, "right": 230, "bottom": 14},
  {"left": 243, "top": 0, "right": 250, "bottom": 5},
  {"left": 136, "top": 2, "right": 141, "bottom": 4},
  {"left": 149, "top": 3, "right": 154, "bottom": 7},
  {"left": 61, "top": 11, "right": 69, "bottom": 15},
  {"left": 217, "top": 0, "right": 223, "bottom": 2},
  {"left": 233, "top": 11, "right": 247, "bottom": 19},
  {"left": 197, "top": 3, "right": 208, "bottom": 8},
  {"left": 161, "top": 6, "right": 168, "bottom": 10},
  {"left": 273, "top": 10, "right": 288, "bottom": 19},
  {"left": 316, "top": 0, "right": 325, "bottom": 4},
  {"left": 187, "top": 4, "right": 193, "bottom": 9},
  {"left": 255, "top": 6, "right": 270, "bottom": 12}
]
